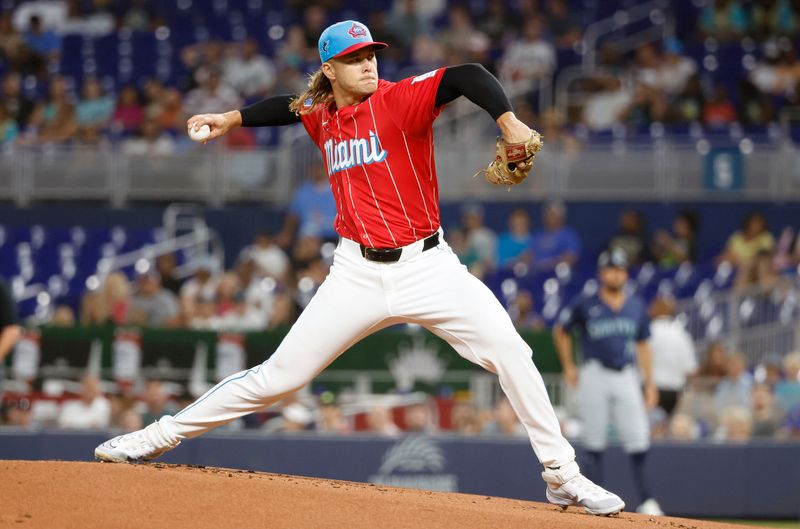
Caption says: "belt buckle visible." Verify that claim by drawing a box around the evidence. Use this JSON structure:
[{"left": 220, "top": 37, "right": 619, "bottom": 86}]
[{"left": 362, "top": 246, "right": 402, "bottom": 262}]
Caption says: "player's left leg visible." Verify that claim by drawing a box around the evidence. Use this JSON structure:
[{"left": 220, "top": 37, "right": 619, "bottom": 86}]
[
  {"left": 612, "top": 366, "right": 664, "bottom": 516},
  {"left": 390, "top": 240, "right": 624, "bottom": 515}
]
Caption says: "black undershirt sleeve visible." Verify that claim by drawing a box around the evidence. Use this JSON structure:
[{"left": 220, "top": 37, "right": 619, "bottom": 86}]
[
  {"left": 239, "top": 95, "right": 301, "bottom": 127},
  {"left": 434, "top": 63, "right": 512, "bottom": 121}
]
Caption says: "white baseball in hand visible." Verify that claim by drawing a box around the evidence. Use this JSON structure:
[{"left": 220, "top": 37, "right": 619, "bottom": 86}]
[{"left": 188, "top": 124, "right": 211, "bottom": 142}]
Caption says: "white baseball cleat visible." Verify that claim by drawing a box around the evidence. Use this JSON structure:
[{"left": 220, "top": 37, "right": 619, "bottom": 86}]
[
  {"left": 95, "top": 422, "right": 180, "bottom": 463},
  {"left": 636, "top": 498, "right": 664, "bottom": 516},
  {"left": 542, "top": 461, "right": 625, "bottom": 516}
]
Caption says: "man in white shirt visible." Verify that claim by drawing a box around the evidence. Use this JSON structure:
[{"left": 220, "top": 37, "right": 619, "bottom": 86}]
[
  {"left": 500, "top": 17, "right": 556, "bottom": 96},
  {"left": 57, "top": 375, "right": 111, "bottom": 429},
  {"left": 648, "top": 297, "right": 697, "bottom": 416},
  {"left": 224, "top": 39, "right": 276, "bottom": 98}
]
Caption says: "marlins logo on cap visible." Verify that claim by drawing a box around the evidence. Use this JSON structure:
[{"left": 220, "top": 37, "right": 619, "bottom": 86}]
[{"left": 318, "top": 20, "right": 388, "bottom": 63}]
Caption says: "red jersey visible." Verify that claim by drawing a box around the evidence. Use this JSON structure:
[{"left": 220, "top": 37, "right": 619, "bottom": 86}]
[{"left": 300, "top": 68, "right": 446, "bottom": 248}]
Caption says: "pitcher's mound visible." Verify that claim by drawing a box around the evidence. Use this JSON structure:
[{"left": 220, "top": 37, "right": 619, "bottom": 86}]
[{"left": 1, "top": 461, "right": 740, "bottom": 529}]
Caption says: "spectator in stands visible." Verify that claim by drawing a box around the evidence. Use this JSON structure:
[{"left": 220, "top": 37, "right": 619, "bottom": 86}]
[
  {"left": 234, "top": 257, "right": 273, "bottom": 326},
  {"left": 22, "top": 14, "right": 61, "bottom": 62},
  {"left": 80, "top": 271, "right": 132, "bottom": 326},
  {"left": 120, "top": 118, "right": 175, "bottom": 155},
  {"left": 714, "top": 352, "right": 754, "bottom": 411},
  {"left": 774, "top": 351, "right": 800, "bottom": 411},
  {"left": 478, "top": 0, "right": 515, "bottom": 48},
  {"left": 366, "top": 405, "right": 401, "bottom": 436},
  {"left": 179, "top": 256, "right": 220, "bottom": 323},
  {"left": 0, "top": 12, "right": 24, "bottom": 70},
  {"left": 648, "top": 297, "right": 697, "bottom": 417},
  {"left": 0, "top": 277, "right": 22, "bottom": 363},
  {"left": 128, "top": 271, "right": 180, "bottom": 327},
  {"left": 57, "top": 374, "right": 111, "bottom": 429},
  {"left": 266, "top": 292, "right": 297, "bottom": 329},
  {"left": 779, "top": 403, "right": 800, "bottom": 439},
  {"left": 51, "top": 305, "right": 76, "bottom": 327},
  {"left": 581, "top": 75, "right": 633, "bottom": 131},
  {"left": 668, "top": 413, "right": 701, "bottom": 441},
  {"left": 499, "top": 17, "right": 556, "bottom": 97},
  {"left": 451, "top": 399, "right": 482, "bottom": 435},
  {"left": 718, "top": 212, "right": 775, "bottom": 268},
  {"left": 508, "top": 290, "right": 545, "bottom": 331},
  {"left": 1, "top": 396, "right": 33, "bottom": 428},
  {"left": 482, "top": 397, "right": 525, "bottom": 437},
  {"left": 497, "top": 208, "right": 533, "bottom": 269},
  {"left": 538, "top": 109, "right": 580, "bottom": 154},
  {"left": 182, "top": 65, "right": 242, "bottom": 118},
  {"left": 751, "top": 0, "right": 799, "bottom": 39},
  {"left": 0, "top": 104, "right": 19, "bottom": 144},
  {"left": 242, "top": 232, "right": 290, "bottom": 282},
  {"left": 460, "top": 203, "right": 497, "bottom": 274},
  {"left": 659, "top": 38, "right": 697, "bottom": 97},
  {"left": 607, "top": 209, "right": 651, "bottom": 266},
  {"left": 403, "top": 401, "right": 437, "bottom": 433},
  {"left": 545, "top": 0, "right": 582, "bottom": 50},
  {"left": 140, "top": 380, "right": 176, "bottom": 426},
  {"left": 120, "top": 0, "right": 156, "bottom": 32},
  {"left": 699, "top": 0, "right": 749, "bottom": 42},
  {"left": 316, "top": 393, "right": 351, "bottom": 434},
  {"left": 367, "top": 11, "right": 404, "bottom": 63},
  {"left": 277, "top": 163, "right": 338, "bottom": 249},
  {"left": 739, "top": 78, "right": 775, "bottom": 126},
  {"left": 155, "top": 253, "right": 184, "bottom": 295},
  {"left": 669, "top": 74, "right": 704, "bottom": 123},
  {"left": 111, "top": 85, "right": 144, "bottom": 134},
  {"left": 748, "top": 44, "right": 799, "bottom": 98},
  {"left": 530, "top": 200, "right": 581, "bottom": 272},
  {"left": 2, "top": 73, "right": 35, "bottom": 131},
  {"left": 651, "top": 211, "right": 699, "bottom": 267},
  {"left": 224, "top": 39, "right": 277, "bottom": 99},
  {"left": 773, "top": 226, "right": 799, "bottom": 273},
  {"left": 696, "top": 341, "right": 729, "bottom": 382},
  {"left": 156, "top": 88, "right": 183, "bottom": 133},
  {"left": 389, "top": 0, "right": 432, "bottom": 48},
  {"left": 438, "top": 4, "right": 490, "bottom": 65},
  {"left": 76, "top": 76, "right": 114, "bottom": 134},
  {"left": 703, "top": 86, "right": 738, "bottom": 128},
  {"left": 28, "top": 75, "right": 77, "bottom": 144},
  {"left": 714, "top": 405, "right": 753, "bottom": 442},
  {"left": 734, "top": 248, "right": 785, "bottom": 293},
  {"left": 751, "top": 382, "right": 783, "bottom": 438},
  {"left": 275, "top": 401, "right": 314, "bottom": 432}
]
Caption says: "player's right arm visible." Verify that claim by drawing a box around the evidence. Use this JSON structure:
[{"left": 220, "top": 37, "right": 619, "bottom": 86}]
[
  {"left": 186, "top": 94, "right": 301, "bottom": 142},
  {"left": 553, "top": 300, "right": 581, "bottom": 388},
  {"left": 552, "top": 325, "right": 577, "bottom": 388}
]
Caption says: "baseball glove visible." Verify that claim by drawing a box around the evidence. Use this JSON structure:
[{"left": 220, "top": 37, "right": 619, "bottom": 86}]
[{"left": 476, "top": 130, "right": 543, "bottom": 187}]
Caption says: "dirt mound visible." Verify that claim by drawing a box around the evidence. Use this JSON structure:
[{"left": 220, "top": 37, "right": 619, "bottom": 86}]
[{"left": 1, "top": 461, "right": 741, "bottom": 529}]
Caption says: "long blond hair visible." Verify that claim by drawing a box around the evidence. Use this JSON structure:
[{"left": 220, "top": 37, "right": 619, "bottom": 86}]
[{"left": 289, "top": 67, "right": 333, "bottom": 115}]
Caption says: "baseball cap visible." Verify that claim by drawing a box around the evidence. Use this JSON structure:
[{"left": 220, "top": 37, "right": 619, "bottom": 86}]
[
  {"left": 318, "top": 20, "right": 387, "bottom": 63},
  {"left": 598, "top": 248, "right": 629, "bottom": 269}
]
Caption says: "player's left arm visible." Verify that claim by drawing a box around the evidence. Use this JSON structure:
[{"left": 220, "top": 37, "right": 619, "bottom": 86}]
[
  {"left": 636, "top": 341, "right": 658, "bottom": 409},
  {"left": 635, "top": 303, "right": 658, "bottom": 408},
  {"left": 435, "top": 63, "right": 531, "bottom": 143}
]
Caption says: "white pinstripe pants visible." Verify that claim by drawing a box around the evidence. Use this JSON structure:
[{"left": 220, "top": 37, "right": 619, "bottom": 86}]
[{"left": 160, "top": 229, "right": 576, "bottom": 467}]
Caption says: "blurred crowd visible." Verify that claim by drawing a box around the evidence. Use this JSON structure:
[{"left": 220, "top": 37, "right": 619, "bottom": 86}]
[
  {"left": 3, "top": 344, "right": 800, "bottom": 444},
  {"left": 29, "top": 198, "right": 797, "bottom": 334},
  {"left": 5, "top": 0, "right": 800, "bottom": 148}
]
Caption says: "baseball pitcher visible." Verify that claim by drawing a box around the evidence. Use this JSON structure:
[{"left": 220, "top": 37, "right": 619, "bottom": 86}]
[{"left": 95, "top": 20, "right": 624, "bottom": 515}]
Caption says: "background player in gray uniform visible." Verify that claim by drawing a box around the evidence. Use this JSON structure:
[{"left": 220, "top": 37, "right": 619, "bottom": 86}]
[{"left": 553, "top": 249, "right": 664, "bottom": 516}]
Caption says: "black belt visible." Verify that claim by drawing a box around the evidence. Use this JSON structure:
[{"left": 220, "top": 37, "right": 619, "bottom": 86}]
[{"left": 359, "top": 232, "right": 439, "bottom": 263}]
